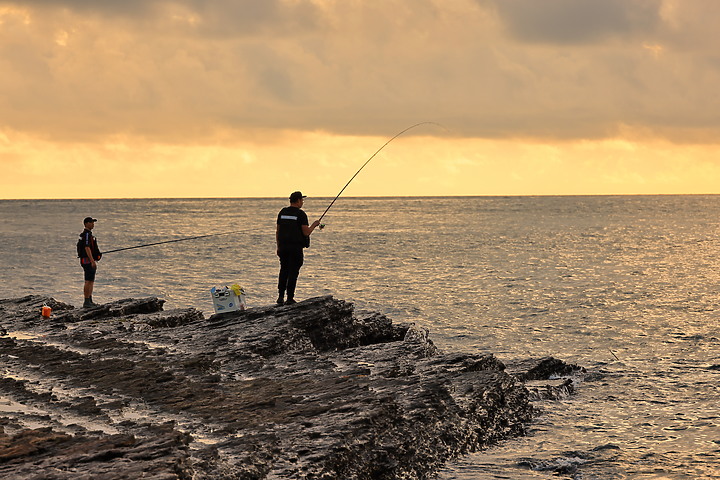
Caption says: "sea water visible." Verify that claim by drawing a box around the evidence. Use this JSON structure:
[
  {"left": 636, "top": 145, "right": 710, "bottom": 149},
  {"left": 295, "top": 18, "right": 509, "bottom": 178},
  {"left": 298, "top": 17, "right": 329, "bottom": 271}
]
[{"left": 0, "top": 196, "right": 718, "bottom": 479}]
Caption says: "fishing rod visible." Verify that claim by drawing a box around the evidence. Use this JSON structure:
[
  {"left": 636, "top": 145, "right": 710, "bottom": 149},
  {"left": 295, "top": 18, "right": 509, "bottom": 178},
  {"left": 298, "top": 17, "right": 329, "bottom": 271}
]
[
  {"left": 102, "top": 229, "right": 249, "bottom": 254},
  {"left": 317, "top": 121, "right": 443, "bottom": 225}
]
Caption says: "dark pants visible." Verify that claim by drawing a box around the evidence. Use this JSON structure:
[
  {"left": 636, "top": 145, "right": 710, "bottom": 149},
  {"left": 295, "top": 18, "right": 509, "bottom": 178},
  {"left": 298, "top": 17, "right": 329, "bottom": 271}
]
[{"left": 278, "top": 247, "right": 304, "bottom": 300}]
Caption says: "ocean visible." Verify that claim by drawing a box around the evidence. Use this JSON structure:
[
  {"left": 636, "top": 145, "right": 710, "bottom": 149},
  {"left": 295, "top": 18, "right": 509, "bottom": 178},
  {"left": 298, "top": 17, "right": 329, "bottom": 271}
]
[{"left": 0, "top": 196, "right": 718, "bottom": 479}]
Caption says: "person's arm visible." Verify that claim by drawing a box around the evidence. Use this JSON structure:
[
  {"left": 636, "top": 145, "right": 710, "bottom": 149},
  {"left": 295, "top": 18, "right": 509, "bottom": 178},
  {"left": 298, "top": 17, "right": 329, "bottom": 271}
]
[
  {"left": 276, "top": 224, "right": 280, "bottom": 255},
  {"left": 302, "top": 220, "right": 321, "bottom": 236},
  {"left": 82, "top": 232, "right": 97, "bottom": 267},
  {"left": 85, "top": 246, "right": 97, "bottom": 267}
]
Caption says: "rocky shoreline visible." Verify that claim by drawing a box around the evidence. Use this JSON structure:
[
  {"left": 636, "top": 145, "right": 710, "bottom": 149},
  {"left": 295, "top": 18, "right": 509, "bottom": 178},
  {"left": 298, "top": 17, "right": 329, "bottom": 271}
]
[{"left": 0, "top": 295, "right": 583, "bottom": 479}]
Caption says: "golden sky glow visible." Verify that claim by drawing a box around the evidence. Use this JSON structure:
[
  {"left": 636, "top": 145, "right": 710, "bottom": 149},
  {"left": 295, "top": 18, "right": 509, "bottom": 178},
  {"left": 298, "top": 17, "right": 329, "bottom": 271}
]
[{"left": 2, "top": 0, "right": 720, "bottom": 198}]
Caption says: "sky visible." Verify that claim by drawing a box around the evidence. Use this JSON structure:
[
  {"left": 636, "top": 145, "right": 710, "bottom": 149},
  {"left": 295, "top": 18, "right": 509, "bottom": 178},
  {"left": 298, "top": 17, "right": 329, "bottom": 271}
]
[{"left": 2, "top": 0, "right": 720, "bottom": 199}]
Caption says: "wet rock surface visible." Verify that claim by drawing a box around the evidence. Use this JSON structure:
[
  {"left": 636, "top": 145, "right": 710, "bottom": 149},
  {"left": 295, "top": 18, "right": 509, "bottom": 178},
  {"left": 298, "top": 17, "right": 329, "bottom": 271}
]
[{"left": 0, "top": 295, "right": 582, "bottom": 479}]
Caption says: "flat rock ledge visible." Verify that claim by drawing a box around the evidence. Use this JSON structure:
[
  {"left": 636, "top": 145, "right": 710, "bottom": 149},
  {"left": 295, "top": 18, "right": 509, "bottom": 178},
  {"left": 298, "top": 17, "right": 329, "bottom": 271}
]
[{"left": 0, "top": 295, "right": 583, "bottom": 479}]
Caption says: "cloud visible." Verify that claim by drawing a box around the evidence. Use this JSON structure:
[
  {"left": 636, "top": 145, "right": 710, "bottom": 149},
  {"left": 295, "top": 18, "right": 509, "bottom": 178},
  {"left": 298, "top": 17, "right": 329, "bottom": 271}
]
[
  {"left": 6, "top": 0, "right": 323, "bottom": 36},
  {"left": 5, "top": 0, "right": 157, "bottom": 16},
  {"left": 488, "top": 0, "right": 662, "bottom": 44},
  {"left": 1, "top": 0, "right": 720, "bottom": 145}
]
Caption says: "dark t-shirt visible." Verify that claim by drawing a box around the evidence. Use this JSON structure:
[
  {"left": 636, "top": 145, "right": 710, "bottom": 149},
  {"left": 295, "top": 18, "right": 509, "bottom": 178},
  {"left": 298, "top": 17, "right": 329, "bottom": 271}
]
[
  {"left": 79, "top": 229, "right": 101, "bottom": 263},
  {"left": 277, "top": 206, "right": 309, "bottom": 249}
]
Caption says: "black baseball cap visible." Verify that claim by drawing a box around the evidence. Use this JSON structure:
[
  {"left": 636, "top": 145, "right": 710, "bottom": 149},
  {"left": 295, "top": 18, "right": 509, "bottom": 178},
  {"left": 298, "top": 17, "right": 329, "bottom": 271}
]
[
  {"left": 289, "top": 191, "right": 306, "bottom": 202},
  {"left": 83, "top": 217, "right": 98, "bottom": 224}
]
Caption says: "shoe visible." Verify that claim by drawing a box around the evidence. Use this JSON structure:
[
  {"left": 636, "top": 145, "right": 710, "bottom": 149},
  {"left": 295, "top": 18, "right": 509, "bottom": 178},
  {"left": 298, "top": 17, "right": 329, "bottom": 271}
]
[
  {"left": 83, "top": 299, "right": 97, "bottom": 309},
  {"left": 276, "top": 297, "right": 284, "bottom": 306},
  {"left": 284, "top": 299, "right": 297, "bottom": 305}
]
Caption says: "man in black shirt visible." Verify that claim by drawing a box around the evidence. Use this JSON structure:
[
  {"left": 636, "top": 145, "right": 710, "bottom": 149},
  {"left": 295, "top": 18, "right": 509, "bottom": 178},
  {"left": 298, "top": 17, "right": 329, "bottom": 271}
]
[
  {"left": 276, "top": 191, "right": 321, "bottom": 305},
  {"left": 78, "top": 217, "right": 102, "bottom": 308}
]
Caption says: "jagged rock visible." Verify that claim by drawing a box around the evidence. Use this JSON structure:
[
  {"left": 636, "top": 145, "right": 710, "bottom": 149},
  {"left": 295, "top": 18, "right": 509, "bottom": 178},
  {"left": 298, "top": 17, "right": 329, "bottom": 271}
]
[
  {"left": 507, "top": 356, "right": 585, "bottom": 381},
  {"left": 0, "top": 295, "right": 74, "bottom": 324},
  {"left": 0, "top": 295, "right": 582, "bottom": 479},
  {"left": 0, "top": 424, "right": 192, "bottom": 480},
  {"left": 505, "top": 357, "right": 585, "bottom": 401}
]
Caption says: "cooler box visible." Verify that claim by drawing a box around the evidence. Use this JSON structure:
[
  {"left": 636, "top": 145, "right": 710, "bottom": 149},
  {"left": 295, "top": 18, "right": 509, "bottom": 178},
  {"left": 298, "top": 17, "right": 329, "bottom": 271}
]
[{"left": 210, "top": 284, "right": 246, "bottom": 314}]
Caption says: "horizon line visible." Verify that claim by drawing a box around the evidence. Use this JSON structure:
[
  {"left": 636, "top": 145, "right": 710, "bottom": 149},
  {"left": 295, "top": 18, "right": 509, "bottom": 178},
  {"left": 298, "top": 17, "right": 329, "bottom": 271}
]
[{"left": 2, "top": 193, "right": 720, "bottom": 201}]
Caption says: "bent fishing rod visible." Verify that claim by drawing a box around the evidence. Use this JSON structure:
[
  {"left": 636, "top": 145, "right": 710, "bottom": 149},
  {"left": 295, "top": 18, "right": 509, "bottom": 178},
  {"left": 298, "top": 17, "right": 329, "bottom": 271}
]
[
  {"left": 317, "top": 121, "right": 444, "bottom": 225},
  {"left": 102, "top": 229, "right": 249, "bottom": 254}
]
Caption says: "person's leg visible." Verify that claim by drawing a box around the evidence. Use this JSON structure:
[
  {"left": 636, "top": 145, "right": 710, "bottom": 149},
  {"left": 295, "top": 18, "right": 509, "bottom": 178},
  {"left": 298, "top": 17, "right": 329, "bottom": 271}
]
[
  {"left": 82, "top": 264, "right": 97, "bottom": 307},
  {"left": 277, "top": 251, "right": 290, "bottom": 304},
  {"left": 284, "top": 249, "right": 304, "bottom": 304}
]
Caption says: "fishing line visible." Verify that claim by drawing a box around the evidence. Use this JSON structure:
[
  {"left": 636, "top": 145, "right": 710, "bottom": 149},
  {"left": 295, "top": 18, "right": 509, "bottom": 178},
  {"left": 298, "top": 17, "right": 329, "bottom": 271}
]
[
  {"left": 102, "top": 229, "right": 249, "bottom": 254},
  {"left": 317, "top": 121, "right": 445, "bottom": 224},
  {"left": 105, "top": 122, "right": 442, "bottom": 252}
]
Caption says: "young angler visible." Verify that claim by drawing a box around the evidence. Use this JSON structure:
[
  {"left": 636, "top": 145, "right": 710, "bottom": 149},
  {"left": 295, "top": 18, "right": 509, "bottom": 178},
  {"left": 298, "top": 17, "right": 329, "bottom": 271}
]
[
  {"left": 78, "top": 217, "right": 102, "bottom": 308},
  {"left": 276, "top": 191, "right": 321, "bottom": 305}
]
